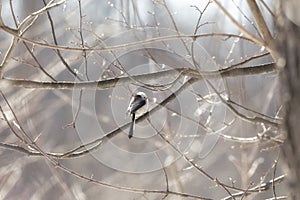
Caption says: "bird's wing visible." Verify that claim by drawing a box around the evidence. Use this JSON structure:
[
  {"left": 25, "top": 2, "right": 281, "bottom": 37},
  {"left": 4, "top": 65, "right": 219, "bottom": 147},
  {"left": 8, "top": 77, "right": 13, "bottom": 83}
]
[{"left": 128, "top": 98, "right": 146, "bottom": 114}]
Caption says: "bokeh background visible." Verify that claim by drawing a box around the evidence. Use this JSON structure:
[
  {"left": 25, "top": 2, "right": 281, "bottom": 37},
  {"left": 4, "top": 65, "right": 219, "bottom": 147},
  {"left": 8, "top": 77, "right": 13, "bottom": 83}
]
[{"left": 0, "top": 0, "right": 285, "bottom": 199}]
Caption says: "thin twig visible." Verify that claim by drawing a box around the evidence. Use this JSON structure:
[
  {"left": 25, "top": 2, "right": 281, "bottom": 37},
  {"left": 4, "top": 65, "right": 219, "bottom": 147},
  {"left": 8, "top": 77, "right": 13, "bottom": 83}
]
[
  {"left": 222, "top": 175, "right": 285, "bottom": 200},
  {"left": 155, "top": 152, "right": 169, "bottom": 200},
  {"left": 0, "top": 0, "right": 65, "bottom": 78},
  {"left": 214, "top": 0, "right": 264, "bottom": 46},
  {"left": 161, "top": 0, "right": 190, "bottom": 54},
  {"left": 272, "top": 154, "right": 279, "bottom": 199},
  {"left": 9, "top": 0, "right": 56, "bottom": 81},
  {"left": 191, "top": 1, "right": 213, "bottom": 69},
  {"left": 42, "top": 0, "right": 80, "bottom": 79},
  {"left": 205, "top": 80, "right": 280, "bottom": 127},
  {"left": 77, "top": 0, "right": 89, "bottom": 80}
]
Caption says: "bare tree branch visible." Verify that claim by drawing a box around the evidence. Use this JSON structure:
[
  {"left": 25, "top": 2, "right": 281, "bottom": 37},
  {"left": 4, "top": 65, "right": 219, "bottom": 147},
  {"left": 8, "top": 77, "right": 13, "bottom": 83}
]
[
  {"left": 223, "top": 175, "right": 285, "bottom": 200},
  {"left": 0, "top": 63, "right": 275, "bottom": 89},
  {"left": 246, "top": 0, "right": 278, "bottom": 61}
]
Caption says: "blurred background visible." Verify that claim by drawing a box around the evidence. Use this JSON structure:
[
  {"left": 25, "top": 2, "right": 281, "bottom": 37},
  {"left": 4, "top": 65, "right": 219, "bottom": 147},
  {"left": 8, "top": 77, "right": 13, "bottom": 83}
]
[{"left": 0, "top": 0, "right": 285, "bottom": 199}]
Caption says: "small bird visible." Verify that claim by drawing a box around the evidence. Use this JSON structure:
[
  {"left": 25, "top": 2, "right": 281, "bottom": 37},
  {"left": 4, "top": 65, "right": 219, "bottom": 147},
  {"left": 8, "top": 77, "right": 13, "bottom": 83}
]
[{"left": 127, "top": 92, "right": 148, "bottom": 139}]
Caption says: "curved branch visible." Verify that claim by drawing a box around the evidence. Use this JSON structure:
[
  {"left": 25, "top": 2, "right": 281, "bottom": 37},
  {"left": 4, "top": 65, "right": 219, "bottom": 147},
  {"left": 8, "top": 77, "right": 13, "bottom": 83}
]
[
  {"left": 0, "top": 0, "right": 66, "bottom": 78},
  {"left": 0, "top": 63, "right": 275, "bottom": 90},
  {"left": 0, "top": 23, "right": 264, "bottom": 52}
]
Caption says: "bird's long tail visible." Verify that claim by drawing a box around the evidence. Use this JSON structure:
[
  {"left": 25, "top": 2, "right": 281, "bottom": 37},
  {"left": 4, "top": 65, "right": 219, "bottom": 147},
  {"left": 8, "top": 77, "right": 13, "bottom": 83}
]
[{"left": 129, "top": 113, "right": 135, "bottom": 139}]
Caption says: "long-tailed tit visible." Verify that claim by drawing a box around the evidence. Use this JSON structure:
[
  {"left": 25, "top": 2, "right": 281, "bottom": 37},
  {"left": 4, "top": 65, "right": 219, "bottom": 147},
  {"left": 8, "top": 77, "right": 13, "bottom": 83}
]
[{"left": 127, "top": 92, "right": 148, "bottom": 139}]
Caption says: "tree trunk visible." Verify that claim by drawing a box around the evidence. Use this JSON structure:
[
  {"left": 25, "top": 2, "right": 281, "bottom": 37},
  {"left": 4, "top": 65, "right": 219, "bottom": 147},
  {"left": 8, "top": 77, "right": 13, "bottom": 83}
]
[{"left": 279, "top": 5, "right": 300, "bottom": 199}]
